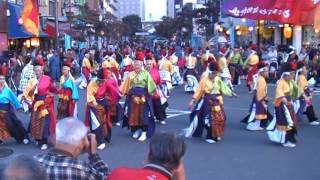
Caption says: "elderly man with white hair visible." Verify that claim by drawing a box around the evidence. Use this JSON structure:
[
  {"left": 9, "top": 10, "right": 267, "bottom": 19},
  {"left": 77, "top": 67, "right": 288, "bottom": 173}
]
[{"left": 34, "top": 117, "right": 109, "bottom": 180}]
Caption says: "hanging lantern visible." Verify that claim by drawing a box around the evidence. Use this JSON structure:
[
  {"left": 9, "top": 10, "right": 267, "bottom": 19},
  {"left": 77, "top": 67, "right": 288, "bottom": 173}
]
[
  {"left": 236, "top": 31, "right": 242, "bottom": 36},
  {"left": 226, "top": 30, "right": 230, "bottom": 35},
  {"left": 235, "top": 25, "right": 240, "bottom": 30},
  {"left": 31, "top": 38, "right": 39, "bottom": 47},
  {"left": 248, "top": 27, "right": 254, "bottom": 32},
  {"left": 262, "top": 27, "right": 273, "bottom": 39},
  {"left": 315, "top": 29, "right": 319, "bottom": 33},
  {"left": 296, "top": 26, "right": 302, "bottom": 31},
  {"left": 241, "top": 18, "right": 246, "bottom": 22},
  {"left": 283, "top": 26, "right": 292, "bottom": 38},
  {"left": 25, "top": 39, "right": 31, "bottom": 48}
]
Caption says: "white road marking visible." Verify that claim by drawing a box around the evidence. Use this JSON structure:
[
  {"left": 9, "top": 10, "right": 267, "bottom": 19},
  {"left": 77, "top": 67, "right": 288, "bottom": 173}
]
[{"left": 166, "top": 108, "right": 190, "bottom": 119}]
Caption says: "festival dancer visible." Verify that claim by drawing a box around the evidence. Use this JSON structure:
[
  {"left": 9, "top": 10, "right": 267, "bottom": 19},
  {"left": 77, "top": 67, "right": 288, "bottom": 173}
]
[
  {"left": 158, "top": 49, "right": 174, "bottom": 97},
  {"left": 0, "top": 70, "right": 29, "bottom": 145},
  {"left": 200, "top": 47, "right": 216, "bottom": 73},
  {"left": 169, "top": 48, "right": 183, "bottom": 86},
  {"left": 241, "top": 62, "right": 271, "bottom": 130},
  {"left": 229, "top": 47, "right": 243, "bottom": 86},
  {"left": 120, "top": 48, "right": 133, "bottom": 80},
  {"left": 22, "top": 59, "right": 57, "bottom": 150},
  {"left": 218, "top": 49, "right": 233, "bottom": 90},
  {"left": 146, "top": 52, "right": 168, "bottom": 125},
  {"left": 79, "top": 52, "right": 93, "bottom": 89},
  {"left": 120, "top": 51, "right": 156, "bottom": 141},
  {"left": 57, "top": 60, "right": 79, "bottom": 119},
  {"left": 267, "top": 63, "right": 299, "bottom": 148},
  {"left": 184, "top": 47, "right": 198, "bottom": 93},
  {"left": 85, "top": 68, "right": 117, "bottom": 150},
  {"left": 185, "top": 62, "right": 236, "bottom": 143},
  {"left": 103, "top": 67, "right": 122, "bottom": 127},
  {"left": 295, "top": 61, "right": 319, "bottom": 125},
  {"left": 102, "top": 51, "right": 120, "bottom": 83},
  {"left": 244, "top": 49, "right": 259, "bottom": 93}
]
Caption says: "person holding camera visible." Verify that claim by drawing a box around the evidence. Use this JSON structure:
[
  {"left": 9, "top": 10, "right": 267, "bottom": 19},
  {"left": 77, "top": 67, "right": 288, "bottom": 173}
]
[{"left": 34, "top": 117, "right": 109, "bottom": 180}]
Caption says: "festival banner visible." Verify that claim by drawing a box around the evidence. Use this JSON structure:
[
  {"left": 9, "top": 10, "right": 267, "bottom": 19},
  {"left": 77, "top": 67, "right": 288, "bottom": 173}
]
[
  {"left": 222, "top": 0, "right": 320, "bottom": 25},
  {"left": 21, "top": 0, "right": 39, "bottom": 36}
]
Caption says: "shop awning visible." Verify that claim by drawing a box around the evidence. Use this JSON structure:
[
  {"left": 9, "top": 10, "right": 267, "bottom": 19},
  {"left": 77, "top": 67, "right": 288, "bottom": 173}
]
[
  {"left": 7, "top": 3, "right": 31, "bottom": 39},
  {"left": 222, "top": 0, "right": 320, "bottom": 25}
]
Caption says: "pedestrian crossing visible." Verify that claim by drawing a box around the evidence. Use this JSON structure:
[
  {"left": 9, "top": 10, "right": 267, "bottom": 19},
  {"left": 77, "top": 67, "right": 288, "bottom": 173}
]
[{"left": 166, "top": 108, "right": 190, "bottom": 119}]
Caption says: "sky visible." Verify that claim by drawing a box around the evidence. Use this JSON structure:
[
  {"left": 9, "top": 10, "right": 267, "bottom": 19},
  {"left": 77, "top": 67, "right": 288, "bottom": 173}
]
[{"left": 144, "top": 0, "right": 167, "bottom": 21}]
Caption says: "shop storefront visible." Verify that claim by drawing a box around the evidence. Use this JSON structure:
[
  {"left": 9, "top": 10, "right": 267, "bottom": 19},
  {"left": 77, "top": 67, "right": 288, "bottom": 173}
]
[
  {"left": 222, "top": 0, "right": 320, "bottom": 51},
  {"left": 7, "top": 3, "right": 52, "bottom": 51},
  {"left": 303, "top": 25, "right": 320, "bottom": 47}
]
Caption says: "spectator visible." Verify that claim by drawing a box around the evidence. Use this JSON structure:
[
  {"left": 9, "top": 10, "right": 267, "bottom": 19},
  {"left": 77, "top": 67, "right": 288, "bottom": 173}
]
[
  {"left": 298, "top": 47, "right": 309, "bottom": 62},
  {"left": 3, "top": 155, "right": 48, "bottom": 180},
  {"left": 34, "top": 117, "right": 109, "bottom": 180},
  {"left": 18, "top": 55, "right": 34, "bottom": 94},
  {"left": 14, "top": 54, "right": 24, "bottom": 86},
  {"left": 115, "top": 48, "right": 123, "bottom": 65},
  {"left": 46, "top": 49, "right": 54, "bottom": 61},
  {"left": 48, "top": 50, "right": 60, "bottom": 82},
  {"left": 79, "top": 48, "right": 86, "bottom": 68},
  {"left": 107, "top": 133, "right": 186, "bottom": 180},
  {"left": 267, "top": 46, "right": 278, "bottom": 64}
]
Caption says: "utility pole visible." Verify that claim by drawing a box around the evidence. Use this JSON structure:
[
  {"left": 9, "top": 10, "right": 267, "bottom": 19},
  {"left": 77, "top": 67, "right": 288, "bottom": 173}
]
[{"left": 55, "top": 0, "right": 59, "bottom": 52}]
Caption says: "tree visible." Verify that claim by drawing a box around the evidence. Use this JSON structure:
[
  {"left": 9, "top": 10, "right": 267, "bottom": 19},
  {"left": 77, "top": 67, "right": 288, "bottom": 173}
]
[
  {"left": 78, "top": 3, "right": 100, "bottom": 25},
  {"left": 155, "top": 16, "right": 178, "bottom": 39},
  {"left": 106, "top": 21, "right": 131, "bottom": 39},
  {"left": 122, "top": 15, "right": 142, "bottom": 36}
]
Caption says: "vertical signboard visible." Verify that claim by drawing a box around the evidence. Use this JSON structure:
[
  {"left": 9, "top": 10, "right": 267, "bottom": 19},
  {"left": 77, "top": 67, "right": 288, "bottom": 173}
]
[{"left": 0, "top": 1, "right": 8, "bottom": 51}]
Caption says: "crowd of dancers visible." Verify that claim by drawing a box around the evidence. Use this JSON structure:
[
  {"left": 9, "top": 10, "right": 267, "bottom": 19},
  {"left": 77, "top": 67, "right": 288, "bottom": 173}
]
[{"left": 0, "top": 44, "right": 318, "bottom": 151}]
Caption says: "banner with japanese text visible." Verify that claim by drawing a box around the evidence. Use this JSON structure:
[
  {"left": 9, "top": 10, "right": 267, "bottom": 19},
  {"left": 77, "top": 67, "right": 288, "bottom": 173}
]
[{"left": 222, "top": 0, "right": 320, "bottom": 25}]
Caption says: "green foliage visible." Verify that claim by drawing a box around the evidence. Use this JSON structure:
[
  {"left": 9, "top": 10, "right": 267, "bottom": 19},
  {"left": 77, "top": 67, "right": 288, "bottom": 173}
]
[
  {"left": 122, "top": 15, "right": 142, "bottom": 36},
  {"left": 155, "top": 16, "right": 178, "bottom": 39}
]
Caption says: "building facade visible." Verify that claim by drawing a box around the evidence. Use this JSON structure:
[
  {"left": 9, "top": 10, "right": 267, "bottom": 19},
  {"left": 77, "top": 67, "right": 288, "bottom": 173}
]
[{"left": 115, "top": 0, "right": 145, "bottom": 20}]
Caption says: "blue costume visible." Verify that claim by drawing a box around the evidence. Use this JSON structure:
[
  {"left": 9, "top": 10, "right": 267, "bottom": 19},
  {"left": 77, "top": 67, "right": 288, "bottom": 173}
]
[{"left": 0, "top": 86, "right": 28, "bottom": 143}]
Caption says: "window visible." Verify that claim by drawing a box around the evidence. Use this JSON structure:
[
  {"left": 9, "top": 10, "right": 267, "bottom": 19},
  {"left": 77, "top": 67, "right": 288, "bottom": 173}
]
[{"left": 49, "top": 1, "right": 55, "bottom": 16}]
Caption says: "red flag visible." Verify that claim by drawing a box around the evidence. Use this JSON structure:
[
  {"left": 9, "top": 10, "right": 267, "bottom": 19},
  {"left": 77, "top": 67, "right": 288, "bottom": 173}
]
[{"left": 21, "top": 0, "right": 39, "bottom": 36}]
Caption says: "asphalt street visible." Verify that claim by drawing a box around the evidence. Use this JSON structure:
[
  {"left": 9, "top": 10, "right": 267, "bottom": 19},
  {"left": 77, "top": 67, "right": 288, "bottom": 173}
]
[{"left": 1, "top": 80, "right": 320, "bottom": 180}]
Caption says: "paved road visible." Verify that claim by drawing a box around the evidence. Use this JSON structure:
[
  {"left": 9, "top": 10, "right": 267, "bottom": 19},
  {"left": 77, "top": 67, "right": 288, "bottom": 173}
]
[{"left": 1, "top": 81, "right": 320, "bottom": 180}]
